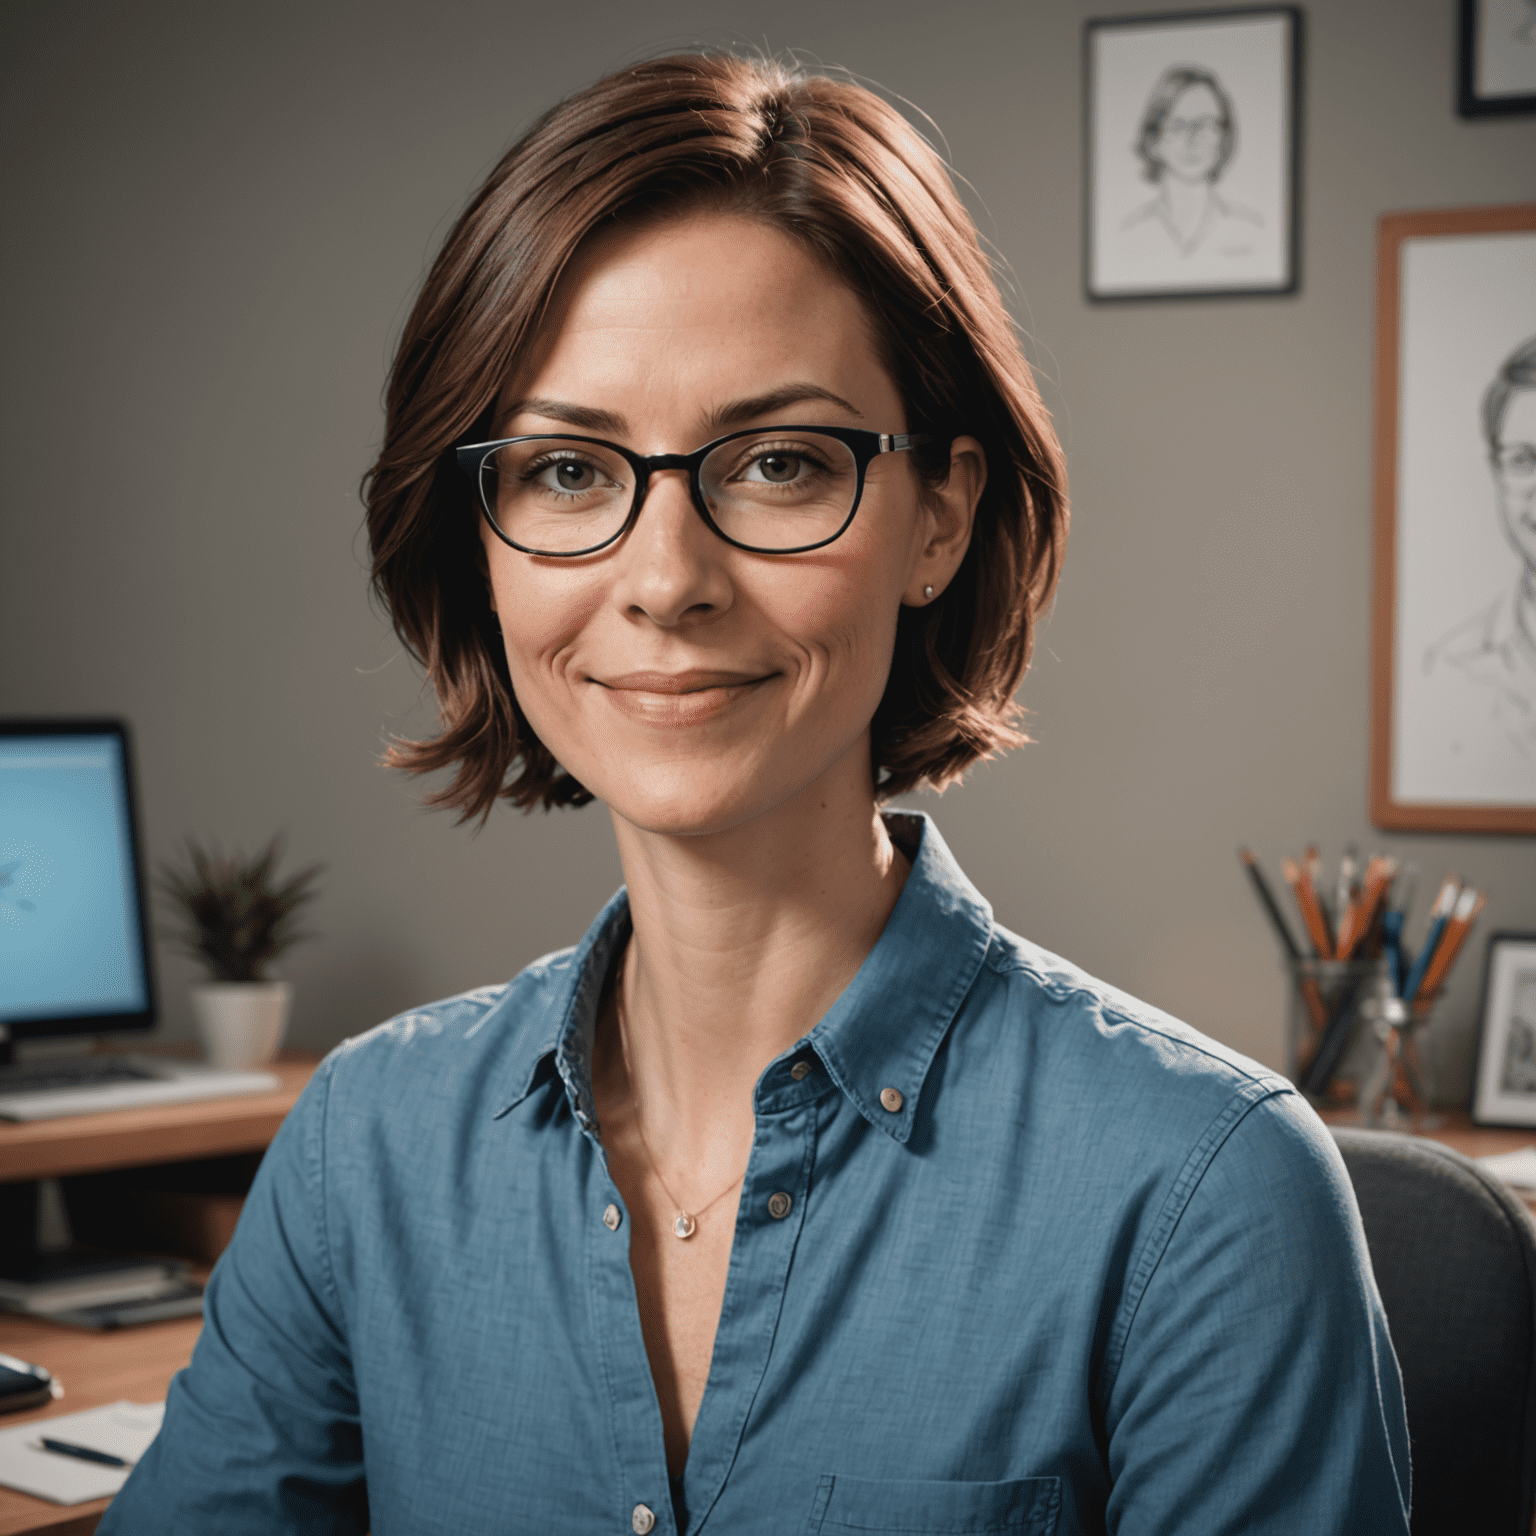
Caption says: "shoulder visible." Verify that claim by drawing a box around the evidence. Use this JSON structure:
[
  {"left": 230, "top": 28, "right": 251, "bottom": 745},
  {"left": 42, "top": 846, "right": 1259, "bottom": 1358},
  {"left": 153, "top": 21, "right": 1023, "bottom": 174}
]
[
  {"left": 315, "top": 945, "right": 581, "bottom": 1119},
  {"left": 978, "top": 921, "right": 1284, "bottom": 1104},
  {"left": 955, "top": 922, "right": 1311, "bottom": 1196},
  {"left": 1425, "top": 591, "right": 1506, "bottom": 669},
  {"left": 1211, "top": 190, "right": 1263, "bottom": 227}
]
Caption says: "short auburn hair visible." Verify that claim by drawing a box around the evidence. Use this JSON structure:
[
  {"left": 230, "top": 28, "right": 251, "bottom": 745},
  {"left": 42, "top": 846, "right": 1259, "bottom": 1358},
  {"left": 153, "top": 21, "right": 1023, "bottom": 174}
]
[{"left": 365, "top": 52, "right": 1067, "bottom": 820}]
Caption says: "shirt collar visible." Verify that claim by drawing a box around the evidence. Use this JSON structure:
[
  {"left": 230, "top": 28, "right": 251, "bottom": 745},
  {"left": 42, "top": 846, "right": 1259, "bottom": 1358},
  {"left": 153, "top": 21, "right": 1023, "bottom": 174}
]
[{"left": 493, "top": 812, "right": 994, "bottom": 1145}]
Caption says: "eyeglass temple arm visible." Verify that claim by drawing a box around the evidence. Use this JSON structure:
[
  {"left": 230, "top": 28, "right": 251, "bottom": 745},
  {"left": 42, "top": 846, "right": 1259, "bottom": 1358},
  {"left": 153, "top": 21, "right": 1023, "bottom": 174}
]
[{"left": 878, "top": 433, "right": 931, "bottom": 452}]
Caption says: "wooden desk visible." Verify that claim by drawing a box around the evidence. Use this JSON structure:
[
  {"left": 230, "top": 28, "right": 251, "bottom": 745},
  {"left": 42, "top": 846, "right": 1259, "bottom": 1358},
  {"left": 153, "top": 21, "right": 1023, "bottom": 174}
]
[
  {"left": 0, "top": 1055, "right": 320, "bottom": 1183},
  {"left": 0, "top": 1306, "right": 203, "bottom": 1536},
  {"left": 0, "top": 1053, "right": 318, "bottom": 1534}
]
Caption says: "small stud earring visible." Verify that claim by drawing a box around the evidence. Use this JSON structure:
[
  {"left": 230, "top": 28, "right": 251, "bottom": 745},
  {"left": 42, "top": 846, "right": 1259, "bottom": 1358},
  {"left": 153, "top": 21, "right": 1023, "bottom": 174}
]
[{"left": 923, "top": 585, "right": 935, "bottom": 600}]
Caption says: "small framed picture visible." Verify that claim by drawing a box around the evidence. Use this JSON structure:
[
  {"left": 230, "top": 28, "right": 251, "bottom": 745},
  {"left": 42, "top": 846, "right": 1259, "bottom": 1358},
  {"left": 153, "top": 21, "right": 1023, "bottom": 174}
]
[
  {"left": 1085, "top": 6, "right": 1301, "bottom": 301},
  {"left": 1458, "top": 0, "right": 1536, "bottom": 118},
  {"left": 1368, "top": 203, "right": 1536, "bottom": 834},
  {"left": 1472, "top": 934, "right": 1536, "bottom": 1126}
]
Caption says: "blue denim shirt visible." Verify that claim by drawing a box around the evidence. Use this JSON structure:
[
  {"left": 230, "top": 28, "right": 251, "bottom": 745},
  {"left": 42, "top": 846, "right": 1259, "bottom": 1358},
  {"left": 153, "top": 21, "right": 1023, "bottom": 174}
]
[{"left": 101, "top": 813, "right": 1410, "bottom": 1535}]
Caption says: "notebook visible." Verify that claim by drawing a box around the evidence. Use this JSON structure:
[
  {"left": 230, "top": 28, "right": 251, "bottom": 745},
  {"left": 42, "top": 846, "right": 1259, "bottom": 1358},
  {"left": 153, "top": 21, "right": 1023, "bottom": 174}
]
[{"left": 0, "top": 1400, "right": 163, "bottom": 1504}]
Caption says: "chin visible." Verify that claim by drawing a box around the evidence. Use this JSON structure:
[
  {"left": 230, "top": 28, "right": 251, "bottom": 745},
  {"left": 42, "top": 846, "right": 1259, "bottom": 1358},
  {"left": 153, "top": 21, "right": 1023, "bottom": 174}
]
[{"left": 598, "top": 760, "right": 786, "bottom": 839}]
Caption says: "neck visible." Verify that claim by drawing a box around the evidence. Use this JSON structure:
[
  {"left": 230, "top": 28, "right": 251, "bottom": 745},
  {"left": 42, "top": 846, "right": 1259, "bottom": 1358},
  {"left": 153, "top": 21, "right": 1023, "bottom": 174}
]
[
  {"left": 1160, "top": 174, "right": 1212, "bottom": 237},
  {"left": 597, "top": 746, "right": 909, "bottom": 1166}
]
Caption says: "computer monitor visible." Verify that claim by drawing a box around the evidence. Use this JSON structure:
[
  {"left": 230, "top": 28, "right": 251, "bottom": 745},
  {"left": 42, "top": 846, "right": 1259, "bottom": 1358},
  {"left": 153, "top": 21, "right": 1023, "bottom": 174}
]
[{"left": 0, "top": 719, "right": 157, "bottom": 1063}]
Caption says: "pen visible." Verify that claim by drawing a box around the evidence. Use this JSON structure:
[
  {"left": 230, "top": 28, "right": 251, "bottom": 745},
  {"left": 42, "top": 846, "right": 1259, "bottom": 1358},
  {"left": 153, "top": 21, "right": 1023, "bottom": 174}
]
[{"left": 38, "top": 1437, "right": 130, "bottom": 1467}]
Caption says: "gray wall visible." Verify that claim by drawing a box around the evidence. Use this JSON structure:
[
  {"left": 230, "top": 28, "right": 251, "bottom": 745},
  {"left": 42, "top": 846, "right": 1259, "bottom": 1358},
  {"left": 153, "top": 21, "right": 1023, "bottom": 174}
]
[{"left": 2, "top": 0, "right": 1532, "bottom": 1102}]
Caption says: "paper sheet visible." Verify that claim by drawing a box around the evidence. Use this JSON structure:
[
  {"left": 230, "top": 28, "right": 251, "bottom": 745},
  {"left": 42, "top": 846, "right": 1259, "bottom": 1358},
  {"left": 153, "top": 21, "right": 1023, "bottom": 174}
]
[
  {"left": 0, "top": 1400, "right": 163, "bottom": 1505},
  {"left": 1477, "top": 1146, "right": 1536, "bottom": 1191}
]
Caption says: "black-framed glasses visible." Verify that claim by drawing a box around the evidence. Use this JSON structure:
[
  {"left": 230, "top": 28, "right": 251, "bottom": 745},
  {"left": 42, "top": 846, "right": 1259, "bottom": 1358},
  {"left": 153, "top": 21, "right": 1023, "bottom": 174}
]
[{"left": 454, "top": 424, "right": 932, "bottom": 557}]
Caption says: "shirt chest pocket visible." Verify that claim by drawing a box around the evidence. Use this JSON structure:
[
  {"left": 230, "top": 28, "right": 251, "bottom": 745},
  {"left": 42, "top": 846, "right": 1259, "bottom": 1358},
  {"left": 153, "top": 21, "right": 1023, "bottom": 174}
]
[{"left": 805, "top": 1474, "right": 1061, "bottom": 1535}]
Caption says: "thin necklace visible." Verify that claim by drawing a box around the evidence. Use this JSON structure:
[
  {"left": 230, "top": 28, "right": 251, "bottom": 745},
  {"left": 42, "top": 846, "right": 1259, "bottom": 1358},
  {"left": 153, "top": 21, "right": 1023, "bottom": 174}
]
[{"left": 615, "top": 955, "right": 745, "bottom": 1241}]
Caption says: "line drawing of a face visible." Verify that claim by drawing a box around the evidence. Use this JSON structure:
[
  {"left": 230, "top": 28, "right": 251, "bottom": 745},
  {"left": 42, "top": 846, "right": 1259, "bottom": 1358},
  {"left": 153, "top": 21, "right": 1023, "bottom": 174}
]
[
  {"left": 1133, "top": 65, "right": 1237, "bottom": 185},
  {"left": 1493, "top": 387, "right": 1536, "bottom": 575},
  {"left": 1153, "top": 83, "right": 1226, "bottom": 183},
  {"left": 1418, "top": 336, "right": 1536, "bottom": 764}
]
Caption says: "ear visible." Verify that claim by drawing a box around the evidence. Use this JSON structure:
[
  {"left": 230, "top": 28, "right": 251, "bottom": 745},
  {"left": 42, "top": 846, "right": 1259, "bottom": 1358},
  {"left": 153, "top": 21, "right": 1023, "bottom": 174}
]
[{"left": 903, "top": 435, "right": 986, "bottom": 607}]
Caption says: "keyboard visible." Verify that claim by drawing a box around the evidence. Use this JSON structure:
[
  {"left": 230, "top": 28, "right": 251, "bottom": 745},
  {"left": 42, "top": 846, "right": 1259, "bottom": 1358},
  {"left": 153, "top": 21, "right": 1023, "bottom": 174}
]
[
  {"left": 0, "top": 1055, "right": 282, "bottom": 1122},
  {"left": 0, "top": 1058, "right": 160, "bottom": 1093}
]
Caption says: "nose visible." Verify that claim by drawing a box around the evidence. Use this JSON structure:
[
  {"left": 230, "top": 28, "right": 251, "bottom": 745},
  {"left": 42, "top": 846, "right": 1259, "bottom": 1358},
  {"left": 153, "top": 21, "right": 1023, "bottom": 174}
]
[{"left": 610, "top": 467, "right": 734, "bottom": 627}]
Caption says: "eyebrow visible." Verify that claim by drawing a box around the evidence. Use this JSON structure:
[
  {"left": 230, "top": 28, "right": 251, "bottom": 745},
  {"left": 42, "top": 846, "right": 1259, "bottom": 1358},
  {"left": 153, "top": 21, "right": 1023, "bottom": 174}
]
[{"left": 494, "top": 384, "right": 864, "bottom": 441}]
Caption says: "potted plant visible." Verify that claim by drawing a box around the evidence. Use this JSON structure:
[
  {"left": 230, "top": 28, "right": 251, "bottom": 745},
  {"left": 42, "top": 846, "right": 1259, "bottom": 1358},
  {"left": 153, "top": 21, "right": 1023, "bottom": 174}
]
[{"left": 158, "top": 837, "right": 325, "bottom": 1070}]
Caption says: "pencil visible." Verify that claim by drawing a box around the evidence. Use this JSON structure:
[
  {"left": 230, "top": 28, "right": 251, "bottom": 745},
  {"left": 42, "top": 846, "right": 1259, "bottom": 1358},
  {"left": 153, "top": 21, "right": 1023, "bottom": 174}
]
[
  {"left": 1334, "top": 845, "right": 1357, "bottom": 938},
  {"left": 1240, "top": 850, "right": 1328, "bottom": 1040},
  {"left": 1284, "top": 856, "right": 1333, "bottom": 959},
  {"left": 1238, "top": 849, "right": 1301, "bottom": 959},
  {"left": 1338, "top": 856, "right": 1396, "bottom": 962},
  {"left": 1402, "top": 877, "right": 1460, "bottom": 1004},
  {"left": 1415, "top": 888, "right": 1486, "bottom": 1006},
  {"left": 1300, "top": 968, "right": 1374, "bottom": 1096},
  {"left": 1304, "top": 847, "right": 1335, "bottom": 956},
  {"left": 1334, "top": 894, "right": 1361, "bottom": 963}
]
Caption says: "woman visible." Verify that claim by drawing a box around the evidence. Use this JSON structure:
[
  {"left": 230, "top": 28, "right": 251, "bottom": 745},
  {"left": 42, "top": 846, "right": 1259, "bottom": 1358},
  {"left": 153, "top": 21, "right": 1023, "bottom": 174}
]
[{"left": 102, "top": 53, "right": 1409, "bottom": 1536}]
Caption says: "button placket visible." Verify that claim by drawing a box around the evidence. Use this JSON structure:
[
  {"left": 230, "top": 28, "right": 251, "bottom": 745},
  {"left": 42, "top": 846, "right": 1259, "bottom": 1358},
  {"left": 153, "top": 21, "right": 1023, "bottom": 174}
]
[{"left": 674, "top": 1098, "right": 818, "bottom": 1533}]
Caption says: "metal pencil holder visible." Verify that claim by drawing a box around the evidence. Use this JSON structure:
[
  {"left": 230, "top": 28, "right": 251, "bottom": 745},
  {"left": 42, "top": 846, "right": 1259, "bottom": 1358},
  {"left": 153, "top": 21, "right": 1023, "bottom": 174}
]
[
  {"left": 1284, "top": 955, "right": 1438, "bottom": 1127},
  {"left": 1357, "top": 987, "right": 1440, "bottom": 1130},
  {"left": 1284, "top": 956, "right": 1388, "bottom": 1098}
]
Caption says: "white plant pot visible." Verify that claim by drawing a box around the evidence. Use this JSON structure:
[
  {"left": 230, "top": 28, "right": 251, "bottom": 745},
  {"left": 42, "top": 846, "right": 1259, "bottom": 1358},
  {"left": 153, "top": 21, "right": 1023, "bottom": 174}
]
[{"left": 191, "top": 981, "right": 291, "bottom": 1070}]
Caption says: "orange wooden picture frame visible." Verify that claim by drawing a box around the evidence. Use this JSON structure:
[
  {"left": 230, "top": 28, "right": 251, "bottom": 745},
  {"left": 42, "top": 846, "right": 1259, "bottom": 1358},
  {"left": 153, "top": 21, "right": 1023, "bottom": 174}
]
[{"left": 1369, "top": 202, "right": 1536, "bottom": 834}]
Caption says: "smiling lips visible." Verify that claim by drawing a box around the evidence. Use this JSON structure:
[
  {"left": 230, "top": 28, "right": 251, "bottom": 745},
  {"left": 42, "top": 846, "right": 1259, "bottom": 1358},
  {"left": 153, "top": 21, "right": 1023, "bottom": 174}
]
[{"left": 595, "top": 670, "right": 775, "bottom": 726}]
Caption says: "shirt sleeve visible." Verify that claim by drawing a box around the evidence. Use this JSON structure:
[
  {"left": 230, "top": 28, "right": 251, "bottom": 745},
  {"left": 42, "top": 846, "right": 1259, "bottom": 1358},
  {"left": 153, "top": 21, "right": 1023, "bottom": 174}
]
[
  {"left": 1102, "top": 1088, "right": 1412, "bottom": 1535},
  {"left": 98, "top": 1055, "right": 367, "bottom": 1536}
]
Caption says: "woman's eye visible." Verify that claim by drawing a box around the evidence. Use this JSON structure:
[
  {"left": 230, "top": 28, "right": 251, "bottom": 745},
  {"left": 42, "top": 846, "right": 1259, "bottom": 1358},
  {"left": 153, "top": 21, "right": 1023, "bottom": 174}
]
[
  {"left": 736, "top": 446, "right": 825, "bottom": 485},
  {"left": 750, "top": 453, "right": 802, "bottom": 484},
  {"left": 527, "top": 458, "right": 606, "bottom": 494}
]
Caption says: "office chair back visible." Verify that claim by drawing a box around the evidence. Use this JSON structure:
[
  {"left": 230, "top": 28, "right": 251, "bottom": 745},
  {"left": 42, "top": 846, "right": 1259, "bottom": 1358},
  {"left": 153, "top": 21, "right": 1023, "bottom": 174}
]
[{"left": 1333, "top": 1128, "right": 1536, "bottom": 1536}]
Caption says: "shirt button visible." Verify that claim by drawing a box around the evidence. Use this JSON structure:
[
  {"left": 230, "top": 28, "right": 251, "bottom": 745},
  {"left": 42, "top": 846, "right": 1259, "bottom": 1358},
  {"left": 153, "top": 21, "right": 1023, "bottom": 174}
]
[
  {"left": 603, "top": 1204, "right": 622, "bottom": 1231},
  {"left": 790, "top": 1060, "right": 812, "bottom": 1081},
  {"left": 632, "top": 1504, "right": 656, "bottom": 1534},
  {"left": 767, "top": 1191, "right": 793, "bottom": 1219},
  {"left": 880, "top": 1086, "right": 904, "bottom": 1113}
]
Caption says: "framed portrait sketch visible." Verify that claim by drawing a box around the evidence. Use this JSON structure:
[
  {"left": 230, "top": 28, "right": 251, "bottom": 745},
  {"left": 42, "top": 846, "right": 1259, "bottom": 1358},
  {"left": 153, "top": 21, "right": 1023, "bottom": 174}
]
[
  {"left": 1458, "top": 0, "right": 1536, "bottom": 117},
  {"left": 1085, "top": 6, "right": 1300, "bottom": 301},
  {"left": 1369, "top": 204, "right": 1536, "bottom": 834},
  {"left": 1472, "top": 934, "right": 1536, "bottom": 1126}
]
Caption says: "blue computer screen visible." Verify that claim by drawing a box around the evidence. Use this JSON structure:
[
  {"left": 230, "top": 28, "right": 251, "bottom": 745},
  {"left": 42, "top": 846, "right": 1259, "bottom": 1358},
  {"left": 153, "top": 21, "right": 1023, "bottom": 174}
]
[{"left": 0, "top": 732, "right": 150, "bottom": 1024}]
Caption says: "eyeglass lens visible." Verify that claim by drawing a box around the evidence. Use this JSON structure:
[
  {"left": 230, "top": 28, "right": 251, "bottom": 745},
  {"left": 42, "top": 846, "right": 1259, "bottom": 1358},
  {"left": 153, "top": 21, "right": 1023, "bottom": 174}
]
[
  {"left": 1495, "top": 443, "right": 1536, "bottom": 480},
  {"left": 478, "top": 431, "right": 861, "bottom": 553}
]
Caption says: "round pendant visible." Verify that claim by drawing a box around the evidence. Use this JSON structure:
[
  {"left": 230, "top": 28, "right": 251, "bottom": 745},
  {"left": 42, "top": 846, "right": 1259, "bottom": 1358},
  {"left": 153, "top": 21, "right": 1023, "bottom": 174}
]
[{"left": 673, "top": 1213, "right": 697, "bottom": 1240}]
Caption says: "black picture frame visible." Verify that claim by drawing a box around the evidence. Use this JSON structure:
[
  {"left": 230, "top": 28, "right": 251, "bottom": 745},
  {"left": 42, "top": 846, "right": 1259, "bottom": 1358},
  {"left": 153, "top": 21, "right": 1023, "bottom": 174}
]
[
  {"left": 1458, "top": 0, "right": 1536, "bottom": 118},
  {"left": 1471, "top": 932, "right": 1536, "bottom": 1126},
  {"left": 1084, "top": 5, "right": 1303, "bottom": 303}
]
